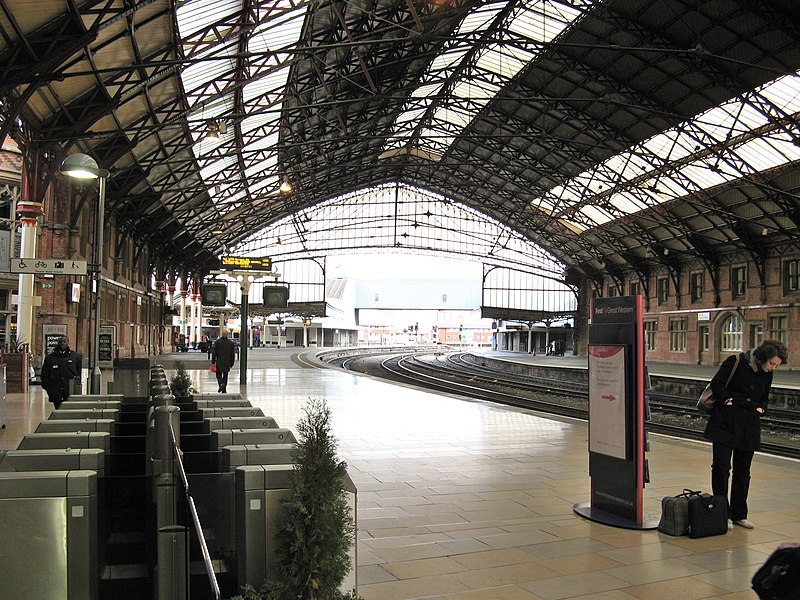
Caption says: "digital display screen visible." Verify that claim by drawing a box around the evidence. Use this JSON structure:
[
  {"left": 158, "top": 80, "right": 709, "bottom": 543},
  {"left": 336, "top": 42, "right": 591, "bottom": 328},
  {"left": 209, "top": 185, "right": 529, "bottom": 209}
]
[
  {"left": 263, "top": 285, "right": 289, "bottom": 308},
  {"left": 202, "top": 283, "right": 228, "bottom": 306}
]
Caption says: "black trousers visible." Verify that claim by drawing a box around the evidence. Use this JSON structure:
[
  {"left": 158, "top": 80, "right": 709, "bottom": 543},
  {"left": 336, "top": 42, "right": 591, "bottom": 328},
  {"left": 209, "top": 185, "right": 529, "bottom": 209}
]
[
  {"left": 711, "top": 441, "right": 754, "bottom": 521},
  {"left": 215, "top": 369, "right": 229, "bottom": 392}
]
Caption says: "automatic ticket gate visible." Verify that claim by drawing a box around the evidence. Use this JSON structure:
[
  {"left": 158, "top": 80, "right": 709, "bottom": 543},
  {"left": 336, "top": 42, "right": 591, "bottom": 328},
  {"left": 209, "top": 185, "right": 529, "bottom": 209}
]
[
  {"left": 0, "top": 448, "right": 105, "bottom": 476},
  {"left": 0, "top": 470, "right": 98, "bottom": 600},
  {"left": 235, "top": 464, "right": 357, "bottom": 594}
]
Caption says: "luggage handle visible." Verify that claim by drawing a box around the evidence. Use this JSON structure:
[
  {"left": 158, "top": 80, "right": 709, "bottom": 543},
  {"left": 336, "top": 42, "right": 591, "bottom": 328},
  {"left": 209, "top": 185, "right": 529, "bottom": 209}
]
[{"left": 681, "top": 489, "right": 702, "bottom": 497}]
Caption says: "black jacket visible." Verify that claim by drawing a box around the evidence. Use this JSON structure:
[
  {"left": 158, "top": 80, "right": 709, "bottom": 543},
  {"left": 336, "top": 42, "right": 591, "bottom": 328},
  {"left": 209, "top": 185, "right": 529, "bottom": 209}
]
[
  {"left": 703, "top": 351, "right": 773, "bottom": 451},
  {"left": 41, "top": 346, "right": 82, "bottom": 403},
  {"left": 211, "top": 336, "right": 236, "bottom": 372}
]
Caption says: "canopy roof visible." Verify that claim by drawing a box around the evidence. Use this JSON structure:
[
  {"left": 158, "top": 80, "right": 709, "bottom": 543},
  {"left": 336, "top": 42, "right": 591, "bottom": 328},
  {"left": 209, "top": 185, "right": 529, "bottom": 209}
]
[{"left": 1, "top": 0, "right": 799, "bottom": 279}]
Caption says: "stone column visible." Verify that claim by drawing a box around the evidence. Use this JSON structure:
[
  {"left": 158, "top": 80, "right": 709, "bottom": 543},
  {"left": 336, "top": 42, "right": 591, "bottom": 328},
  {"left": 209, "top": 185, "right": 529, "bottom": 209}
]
[{"left": 14, "top": 200, "right": 44, "bottom": 350}]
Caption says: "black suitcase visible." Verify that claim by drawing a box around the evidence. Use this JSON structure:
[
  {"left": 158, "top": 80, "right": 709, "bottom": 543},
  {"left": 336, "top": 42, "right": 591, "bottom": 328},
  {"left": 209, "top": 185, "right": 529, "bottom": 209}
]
[{"left": 687, "top": 493, "right": 728, "bottom": 538}]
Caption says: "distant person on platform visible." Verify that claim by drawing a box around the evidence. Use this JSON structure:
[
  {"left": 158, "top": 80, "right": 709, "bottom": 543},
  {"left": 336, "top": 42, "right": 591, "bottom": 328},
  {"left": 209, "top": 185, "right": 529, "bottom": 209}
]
[
  {"left": 41, "top": 336, "right": 82, "bottom": 409},
  {"left": 211, "top": 328, "right": 236, "bottom": 393}
]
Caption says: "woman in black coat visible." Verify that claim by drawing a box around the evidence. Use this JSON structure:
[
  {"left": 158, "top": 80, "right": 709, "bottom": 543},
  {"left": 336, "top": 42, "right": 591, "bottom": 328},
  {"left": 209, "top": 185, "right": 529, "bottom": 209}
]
[{"left": 703, "top": 339, "right": 787, "bottom": 529}]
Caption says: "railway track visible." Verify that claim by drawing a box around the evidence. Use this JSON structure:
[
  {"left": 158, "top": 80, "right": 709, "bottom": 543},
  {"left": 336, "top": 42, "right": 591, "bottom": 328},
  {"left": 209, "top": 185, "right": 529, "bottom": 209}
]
[{"left": 325, "top": 349, "right": 800, "bottom": 460}]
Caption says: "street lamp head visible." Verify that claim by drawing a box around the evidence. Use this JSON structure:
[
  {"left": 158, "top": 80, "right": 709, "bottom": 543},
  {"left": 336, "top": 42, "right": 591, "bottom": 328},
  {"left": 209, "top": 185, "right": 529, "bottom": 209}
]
[{"left": 60, "top": 153, "right": 109, "bottom": 179}]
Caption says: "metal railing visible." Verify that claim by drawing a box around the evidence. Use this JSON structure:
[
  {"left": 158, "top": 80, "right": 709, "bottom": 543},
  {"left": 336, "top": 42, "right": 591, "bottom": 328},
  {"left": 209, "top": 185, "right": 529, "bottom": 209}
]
[{"left": 167, "top": 419, "right": 221, "bottom": 600}]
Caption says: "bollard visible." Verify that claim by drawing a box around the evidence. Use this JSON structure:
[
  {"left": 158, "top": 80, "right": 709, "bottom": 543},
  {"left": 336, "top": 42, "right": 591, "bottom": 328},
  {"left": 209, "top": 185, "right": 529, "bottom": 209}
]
[{"left": 156, "top": 525, "right": 187, "bottom": 600}]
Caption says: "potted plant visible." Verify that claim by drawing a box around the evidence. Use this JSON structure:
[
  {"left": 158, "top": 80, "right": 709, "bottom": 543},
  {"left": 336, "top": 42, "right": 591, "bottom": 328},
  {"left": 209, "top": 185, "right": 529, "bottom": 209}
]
[
  {"left": 234, "top": 398, "right": 362, "bottom": 600},
  {"left": 169, "top": 360, "right": 196, "bottom": 400}
]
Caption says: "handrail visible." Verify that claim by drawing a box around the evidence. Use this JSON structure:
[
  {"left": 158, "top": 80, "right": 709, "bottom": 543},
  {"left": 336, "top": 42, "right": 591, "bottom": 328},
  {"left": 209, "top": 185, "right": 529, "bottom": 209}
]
[{"left": 168, "top": 420, "right": 221, "bottom": 600}]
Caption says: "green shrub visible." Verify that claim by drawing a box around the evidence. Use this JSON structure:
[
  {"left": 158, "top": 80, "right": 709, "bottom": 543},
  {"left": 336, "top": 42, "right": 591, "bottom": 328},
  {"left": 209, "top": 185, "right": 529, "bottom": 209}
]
[
  {"left": 233, "top": 398, "right": 362, "bottom": 600},
  {"left": 169, "top": 360, "right": 196, "bottom": 398}
]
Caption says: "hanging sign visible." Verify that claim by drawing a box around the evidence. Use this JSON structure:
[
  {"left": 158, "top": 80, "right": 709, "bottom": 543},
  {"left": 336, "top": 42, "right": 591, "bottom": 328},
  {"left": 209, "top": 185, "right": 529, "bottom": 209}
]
[{"left": 11, "top": 258, "right": 88, "bottom": 275}]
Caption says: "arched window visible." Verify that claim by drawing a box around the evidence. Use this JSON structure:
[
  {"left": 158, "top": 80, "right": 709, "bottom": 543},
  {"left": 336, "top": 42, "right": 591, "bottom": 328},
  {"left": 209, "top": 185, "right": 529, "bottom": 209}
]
[{"left": 721, "top": 315, "right": 744, "bottom": 351}]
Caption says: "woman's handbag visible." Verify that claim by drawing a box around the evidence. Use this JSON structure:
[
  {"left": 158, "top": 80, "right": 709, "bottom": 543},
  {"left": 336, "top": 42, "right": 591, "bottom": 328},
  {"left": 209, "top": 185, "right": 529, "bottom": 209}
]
[
  {"left": 687, "top": 493, "right": 728, "bottom": 538},
  {"left": 697, "top": 354, "right": 740, "bottom": 414}
]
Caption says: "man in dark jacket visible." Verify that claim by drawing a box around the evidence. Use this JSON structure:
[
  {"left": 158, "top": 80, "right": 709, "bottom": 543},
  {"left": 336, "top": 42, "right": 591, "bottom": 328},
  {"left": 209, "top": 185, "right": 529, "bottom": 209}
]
[
  {"left": 41, "top": 336, "right": 82, "bottom": 409},
  {"left": 211, "top": 328, "right": 236, "bottom": 393},
  {"left": 704, "top": 339, "right": 787, "bottom": 529}
]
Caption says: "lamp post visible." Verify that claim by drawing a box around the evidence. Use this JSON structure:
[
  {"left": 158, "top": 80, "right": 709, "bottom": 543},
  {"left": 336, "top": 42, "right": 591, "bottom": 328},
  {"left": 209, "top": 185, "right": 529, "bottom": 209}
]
[{"left": 60, "top": 153, "right": 109, "bottom": 394}]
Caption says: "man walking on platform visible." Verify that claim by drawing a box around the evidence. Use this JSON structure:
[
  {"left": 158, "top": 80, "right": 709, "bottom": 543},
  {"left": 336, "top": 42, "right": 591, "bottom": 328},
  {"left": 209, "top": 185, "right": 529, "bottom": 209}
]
[
  {"left": 211, "top": 328, "right": 236, "bottom": 393},
  {"left": 41, "top": 336, "right": 82, "bottom": 409}
]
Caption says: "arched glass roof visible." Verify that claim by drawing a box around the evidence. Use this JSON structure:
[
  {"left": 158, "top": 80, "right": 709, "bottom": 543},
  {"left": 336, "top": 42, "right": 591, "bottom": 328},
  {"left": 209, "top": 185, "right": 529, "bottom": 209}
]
[{"left": 1, "top": 0, "right": 799, "bottom": 275}]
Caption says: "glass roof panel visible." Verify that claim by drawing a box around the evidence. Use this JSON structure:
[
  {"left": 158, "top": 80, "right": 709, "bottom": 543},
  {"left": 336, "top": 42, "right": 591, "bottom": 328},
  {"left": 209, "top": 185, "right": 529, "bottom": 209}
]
[
  {"left": 236, "top": 183, "right": 567, "bottom": 276},
  {"left": 250, "top": 6, "right": 306, "bottom": 50},
  {"left": 176, "top": 0, "right": 242, "bottom": 38},
  {"left": 695, "top": 102, "right": 768, "bottom": 141},
  {"left": 760, "top": 73, "right": 800, "bottom": 113},
  {"left": 245, "top": 156, "right": 278, "bottom": 179},
  {"left": 384, "top": 1, "right": 591, "bottom": 157},
  {"left": 528, "top": 68, "right": 800, "bottom": 228},
  {"left": 200, "top": 155, "right": 237, "bottom": 179},
  {"left": 678, "top": 163, "right": 729, "bottom": 188},
  {"left": 736, "top": 135, "right": 800, "bottom": 170},
  {"left": 608, "top": 190, "right": 648, "bottom": 214},
  {"left": 509, "top": 0, "right": 585, "bottom": 41}
]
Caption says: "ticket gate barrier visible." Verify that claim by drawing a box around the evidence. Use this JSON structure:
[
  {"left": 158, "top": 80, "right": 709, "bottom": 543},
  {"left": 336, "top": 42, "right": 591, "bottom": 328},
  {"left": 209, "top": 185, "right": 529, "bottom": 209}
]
[
  {"left": 198, "top": 406, "right": 265, "bottom": 418},
  {"left": 235, "top": 465, "right": 357, "bottom": 594},
  {"left": 0, "top": 448, "right": 105, "bottom": 475},
  {"left": 211, "top": 428, "right": 296, "bottom": 450},
  {"left": 203, "top": 416, "right": 279, "bottom": 433},
  {"left": 194, "top": 399, "right": 253, "bottom": 409},
  {"left": 193, "top": 392, "right": 244, "bottom": 402},
  {"left": 0, "top": 470, "right": 98, "bottom": 600},
  {"left": 18, "top": 431, "right": 111, "bottom": 451},
  {"left": 65, "top": 394, "right": 124, "bottom": 403},
  {"left": 58, "top": 400, "right": 122, "bottom": 410},
  {"left": 36, "top": 418, "right": 115, "bottom": 434},
  {"left": 49, "top": 408, "right": 119, "bottom": 420},
  {"left": 221, "top": 443, "right": 295, "bottom": 471}
]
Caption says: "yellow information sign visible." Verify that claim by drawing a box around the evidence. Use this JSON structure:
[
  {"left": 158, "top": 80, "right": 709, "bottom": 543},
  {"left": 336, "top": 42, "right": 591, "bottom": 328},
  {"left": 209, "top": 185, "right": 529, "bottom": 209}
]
[{"left": 219, "top": 255, "right": 272, "bottom": 271}]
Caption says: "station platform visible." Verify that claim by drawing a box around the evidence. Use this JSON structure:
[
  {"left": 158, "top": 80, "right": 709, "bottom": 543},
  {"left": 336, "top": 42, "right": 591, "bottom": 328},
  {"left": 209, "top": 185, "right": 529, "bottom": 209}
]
[
  {"left": 477, "top": 349, "right": 800, "bottom": 389},
  {"left": 2, "top": 346, "right": 799, "bottom": 600}
]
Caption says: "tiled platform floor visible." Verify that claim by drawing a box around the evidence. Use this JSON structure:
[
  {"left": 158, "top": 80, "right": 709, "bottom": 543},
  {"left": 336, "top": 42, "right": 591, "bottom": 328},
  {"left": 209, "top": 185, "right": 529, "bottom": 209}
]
[{"left": 2, "top": 348, "right": 798, "bottom": 600}]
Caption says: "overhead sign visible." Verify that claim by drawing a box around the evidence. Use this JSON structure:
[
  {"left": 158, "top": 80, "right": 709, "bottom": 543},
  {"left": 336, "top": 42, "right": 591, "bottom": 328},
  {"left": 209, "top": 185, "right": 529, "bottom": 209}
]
[
  {"left": 11, "top": 258, "right": 88, "bottom": 275},
  {"left": 219, "top": 255, "right": 272, "bottom": 271}
]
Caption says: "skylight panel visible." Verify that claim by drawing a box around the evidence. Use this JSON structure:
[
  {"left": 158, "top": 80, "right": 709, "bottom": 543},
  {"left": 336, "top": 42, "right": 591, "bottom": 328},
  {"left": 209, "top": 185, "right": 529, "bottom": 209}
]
[
  {"left": 251, "top": 6, "right": 306, "bottom": 49},
  {"left": 678, "top": 163, "right": 728, "bottom": 188},
  {"left": 245, "top": 157, "right": 278, "bottom": 179},
  {"left": 200, "top": 155, "right": 237, "bottom": 179},
  {"left": 476, "top": 46, "right": 534, "bottom": 78},
  {"left": 176, "top": 0, "right": 241, "bottom": 38},
  {"left": 427, "top": 48, "right": 470, "bottom": 75},
  {"left": 433, "top": 105, "right": 473, "bottom": 129},
  {"left": 736, "top": 136, "right": 800, "bottom": 171},
  {"left": 241, "top": 112, "right": 279, "bottom": 134},
  {"left": 509, "top": 0, "right": 583, "bottom": 42},
  {"left": 181, "top": 40, "right": 238, "bottom": 98},
  {"left": 524, "top": 66, "right": 800, "bottom": 228},
  {"left": 412, "top": 82, "right": 445, "bottom": 99},
  {"left": 759, "top": 73, "right": 800, "bottom": 113},
  {"left": 246, "top": 132, "right": 280, "bottom": 152},
  {"left": 695, "top": 102, "right": 768, "bottom": 141},
  {"left": 457, "top": 3, "right": 505, "bottom": 35},
  {"left": 243, "top": 66, "right": 291, "bottom": 103},
  {"left": 608, "top": 190, "right": 648, "bottom": 214},
  {"left": 383, "top": 1, "right": 590, "bottom": 158},
  {"left": 580, "top": 204, "right": 615, "bottom": 225},
  {"left": 642, "top": 129, "right": 694, "bottom": 161}
]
